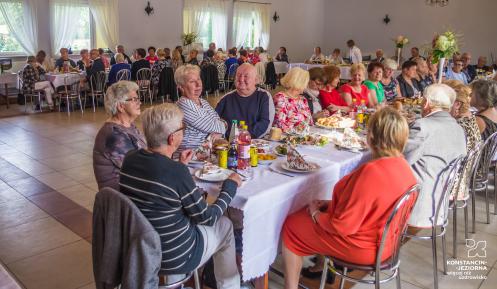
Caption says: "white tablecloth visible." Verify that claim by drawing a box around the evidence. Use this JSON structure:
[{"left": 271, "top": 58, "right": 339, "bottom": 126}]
[
  {"left": 46, "top": 72, "right": 83, "bottom": 88},
  {"left": 287, "top": 63, "right": 401, "bottom": 80},
  {"left": 0, "top": 72, "right": 18, "bottom": 85},
  {"left": 273, "top": 61, "right": 289, "bottom": 74},
  {"left": 194, "top": 129, "right": 370, "bottom": 281}
]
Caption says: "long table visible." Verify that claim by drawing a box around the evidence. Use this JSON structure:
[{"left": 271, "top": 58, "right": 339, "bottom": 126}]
[{"left": 193, "top": 128, "right": 370, "bottom": 281}]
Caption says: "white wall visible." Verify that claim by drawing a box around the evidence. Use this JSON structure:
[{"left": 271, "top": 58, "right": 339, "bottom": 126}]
[{"left": 323, "top": 0, "right": 497, "bottom": 63}]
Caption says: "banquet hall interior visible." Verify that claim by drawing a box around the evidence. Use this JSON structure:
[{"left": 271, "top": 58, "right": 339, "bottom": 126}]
[{"left": 1, "top": 0, "right": 497, "bottom": 289}]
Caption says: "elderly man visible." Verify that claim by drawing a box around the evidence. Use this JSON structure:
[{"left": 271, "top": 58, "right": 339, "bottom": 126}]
[
  {"left": 215, "top": 63, "right": 275, "bottom": 138},
  {"left": 77, "top": 49, "right": 90, "bottom": 70},
  {"left": 111, "top": 45, "right": 132, "bottom": 65},
  {"left": 461, "top": 52, "right": 475, "bottom": 82},
  {"left": 120, "top": 103, "right": 241, "bottom": 289},
  {"left": 471, "top": 56, "right": 492, "bottom": 79},
  {"left": 55, "top": 47, "right": 76, "bottom": 70},
  {"left": 404, "top": 84, "right": 466, "bottom": 228},
  {"left": 85, "top": 49, "right": 105, "bottom": 83},
  {"left": 372, "top": 49, "right": 384, "bottom": 63},
  {"left": 408, "top": 47, "right": 424, "bottom": 61},
  {"left": 204, "top": 42, "right": 216, "bottom": 59},
  {"left": 347, "top": 40, "right": 362, "bottom": 64}
]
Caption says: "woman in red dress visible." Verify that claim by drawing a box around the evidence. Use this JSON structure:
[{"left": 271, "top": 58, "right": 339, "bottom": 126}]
[
  {"left": 281, "top": 107, "right": 417, "bottom": 288},
  {"left": 319, "top": 65, "right": 350, "bottom": 113},
  {"left": 340, "top": 63, "right": 375, "bottom": 108}
]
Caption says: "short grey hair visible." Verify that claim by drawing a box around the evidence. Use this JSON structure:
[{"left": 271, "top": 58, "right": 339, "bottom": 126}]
[
  {"left": 424, "top": 84, "right": 456, "bottom": 110},
  {"left": 141, "top": 103, "right": 184, "bottom": 149},
  {"left": 383, "top": 58, "right": 398, "bottom": 70},
  {"left": 104, "top": 81, "right": 139, "bottom": 116},
  {"left": 174, "top": 64, "right": 200, "bottom": 86},
  {"left": 114, "top": 53, "right": 125, "bottom": 63},
  {"left": 471, "top": 79, "right": 497, "bottom": 109}
]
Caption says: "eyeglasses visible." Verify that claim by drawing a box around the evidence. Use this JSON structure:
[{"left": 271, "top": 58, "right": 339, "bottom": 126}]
[
  {"left": 455, "top": 63, "right": 464, "bottom": 67},
  {"left": 172, "top": 122, "right": 187, "bottom": 134},
  {"left": 125, "top": 97, "right": 141, "bottom": 103}
]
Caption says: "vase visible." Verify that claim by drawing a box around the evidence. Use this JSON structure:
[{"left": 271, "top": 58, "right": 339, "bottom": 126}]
[
  {"left": 437, "top": 57, "right": 446, "bottom": 84},
  {"left": 396, "top": 47, "right": 402, "bottom": 68}
]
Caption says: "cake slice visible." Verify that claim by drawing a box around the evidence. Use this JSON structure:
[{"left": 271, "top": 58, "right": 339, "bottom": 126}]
[{"left": 286, "top": 146, "right": 314, "bottom": 171}]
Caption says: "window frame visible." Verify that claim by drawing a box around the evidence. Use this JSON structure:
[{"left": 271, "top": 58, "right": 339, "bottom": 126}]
[{"left": 0, "top": 0, "right": 28, "bottom": 57}]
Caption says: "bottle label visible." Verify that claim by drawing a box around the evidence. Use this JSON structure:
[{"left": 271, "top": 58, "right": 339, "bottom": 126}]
[
  {"left": 239, "top": 144, "right": 251, "bottom": 158},
  {"left": 228, "top": 156, "right": 237, "bottom": 169}
]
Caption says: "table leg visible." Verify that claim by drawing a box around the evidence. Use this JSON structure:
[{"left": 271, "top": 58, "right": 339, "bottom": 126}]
[
  {"left": 254, "top": 272, "right": 269, "bottom": 289},
  {"left": 4, "top": 84, "right": 8, "bottom": 108}
]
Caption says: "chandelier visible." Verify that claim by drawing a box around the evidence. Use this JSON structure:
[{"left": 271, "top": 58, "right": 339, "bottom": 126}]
[{"left": 426, "top": 0, "right": 449, "bottom": 7}]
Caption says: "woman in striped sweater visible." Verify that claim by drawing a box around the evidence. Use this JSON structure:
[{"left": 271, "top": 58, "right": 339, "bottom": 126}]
[{"left": 175, "top": 65, "right": 227, "bottom": 154}]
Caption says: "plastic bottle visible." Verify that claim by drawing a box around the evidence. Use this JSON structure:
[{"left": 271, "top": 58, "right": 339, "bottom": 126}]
[
  {"left": 237, "top": 125, "right": 251, "bottom": 171},
  {"left": 356, "top": 100, "right": 367, "bottom": 129},
  {"left": 228, "top": 120, "right": 239, "bottom": 143}
]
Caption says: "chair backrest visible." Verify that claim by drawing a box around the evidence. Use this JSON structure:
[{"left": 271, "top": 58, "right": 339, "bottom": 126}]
[
  {"left": 63, "top": 76, "right": 80, "bottom": 96},
  {"left": 255, "top": 62, "right": 266, "bottom": 84},
  {"left": 90, "top": 71, "right": 107, "bottom": 92},
  {"left": 217, "top": 63, "right": 226, "bottom": 80},
  {"left": 376, "top": 184, "right": 419, "bottom": 272},
  {"left": 453, "top": 141, "right": 483, "bottom": 200},
  {"left": 116, "top": 69, "right": 130, "bottom": 81},
  {"left": 228, "top": 63, "right": 239, "bottom": 77},
  {"left": 473, "top": 131, "right": 497, "bottom": 180},
  {"left": 137, "top": 68, "right": 152, "bottom": 81}
]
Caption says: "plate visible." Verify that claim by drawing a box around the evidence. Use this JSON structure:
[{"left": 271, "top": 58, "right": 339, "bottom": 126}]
[
  {"left": 257, "top": 153, "right": 278, "bottom": 165},
  {"left": 279, "top": 160, "right": 320, "bottom": 173},
  {"left": 194, "top": 169, "right": 230, "bottom": 182}
]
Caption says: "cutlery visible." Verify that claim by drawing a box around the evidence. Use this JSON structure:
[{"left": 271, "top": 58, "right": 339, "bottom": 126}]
[{"left": 269, "top": 167, "right": 295, "bottom": 178}]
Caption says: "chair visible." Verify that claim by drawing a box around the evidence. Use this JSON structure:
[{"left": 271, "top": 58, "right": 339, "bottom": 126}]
[
  {"left": 58, "top": 76, "right": 83, "bottom": 116},
  {"left": 226, "top": 63, "right": 239, "bottom": 90},
  {"left": 255, "top": 62, "right": 268, "bottom": 90},
  {"left": 217, "top": 63, "right": 227, "bottom": 93},
  {"left": 450, "top": 142, "right": 483, "bottom": 258},
  {"left": 319, "top": 184, "right": 420, "bottom": 289},
  {"left": 403, "top": 156, "right": 464, "bottom": 289},
  {"left": 137, "top": 68, "right": 152, "bottom": 105},
  {"left": 17, "top": 70, "right": 45, "bottom": 112},
  {"left": 470, "top": 131, "right": 497, "bottom": 232},
  {"left": 87, "top": 71, "right": 107, "bottom": 112},
  {"left": 116, "top": 69, "right": 130, "bottom": 81}
]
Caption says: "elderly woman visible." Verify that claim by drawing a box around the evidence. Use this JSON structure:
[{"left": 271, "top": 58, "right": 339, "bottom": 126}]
[
  {"left": 445, "top": 80, "right": 481, "bottom": 200},
  {"left": 307, "top": 47, "right": 325, "bottom": 64},
  {"left": 22, "top": 56, "right": 55, "bottom": 110},
  {"left": 273, "top": 67, "right": 314, "bottom": 133},
  {"left": 187, "top": 49, "right": 199, "bottom": 65},
  {"left": 319, "top": 65, "right": 350, "bottom": 113},
  {"left": 329, "top": 49, "right": 344, "bottom": 65},
  {"left": 364, "top": 62, "right": 385, "bottom": 105},
  {"left": 381, "top": 59, "right": 401, "bottom": 102},
  {"left": 302, "top": 67, "right": 330, "bottom": 121},
  {"left": 146, "top": 46, "right": 159, "bottom": 66},
  {"left": 414, "top": 58, "right": 435, "bottom": 91},
  {"left": 281, "top": 107, "right": 417, "bottom": 288},
  {"left": 36, "top": 50, "right": 54, "bottom": 72},
  {"left": 176, "top": 65, "right": 226, "bottom": 152},
  {"left": 341, "top": 63, "right": 373, "bottom": 107},
  {"left": 151, "top": 48, "right": 168, "bottom": 87},
  {"left": 471, "top": 79, "right": 497, "bottom": 140},
  {"left": 171, "top": 48, "right": 184, "bottom": 71},
  {"left": 397, "top": 60, "right": 422, "bottom": 98},
  {"left": 107, "top": 53, "right": 131, "bottom": 85},
  {"left": 93, "top": 81, "right": 146, "bottom": 190}
]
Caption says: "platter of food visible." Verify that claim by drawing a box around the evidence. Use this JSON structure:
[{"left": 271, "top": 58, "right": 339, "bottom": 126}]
[
  {"left": 194, "top": 163, "right": 231, "bottom": 182},
  {"left": 257, "top": 153, "right": 278, "bottom": 165},
  {"left": 316, "top": 114, "right": 356, "bottom": 130},
  {"left": 281, "top": 134, "right": 329, "bottom": 147},
  {"left": 329, "top": 128, "right": 368, "bottom": 151}
]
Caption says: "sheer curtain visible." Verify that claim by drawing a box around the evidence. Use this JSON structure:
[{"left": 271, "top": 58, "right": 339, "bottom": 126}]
[
  {"left": 233, "top": 1, "right": 271, "bottom": 49},
  {"left": 50, "top": 0, "right": 84, "bottom": 55},
  {"left": 183, "top": 0, "right": 227, "bottom": 50},
  {"left": 0, "top": 0, "right": 39, "bottom": 54},
  {"left": 88, "top": 0, "right": 119, "bottom": 49}
]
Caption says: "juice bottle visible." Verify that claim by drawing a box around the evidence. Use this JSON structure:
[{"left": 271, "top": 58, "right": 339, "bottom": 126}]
[{"left": 237, "top": 125, "right": 251, "bottom": 170}]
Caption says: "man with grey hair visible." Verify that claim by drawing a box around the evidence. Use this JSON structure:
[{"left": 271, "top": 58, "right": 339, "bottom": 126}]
[
  {"left": 111, "top": 44, "right": 132, "bottom": 65},
  {"left": 215, "top": 63, "right": 275, "bottom": 138},
  {"left": 372, "top": 49, "right": 384, "bottom": 63},
  {"left": 119, "top": 103, "right": 242, "bottom": 289},
  {"left": 404, "top": 84, "right": 466, "bottom": 228}
]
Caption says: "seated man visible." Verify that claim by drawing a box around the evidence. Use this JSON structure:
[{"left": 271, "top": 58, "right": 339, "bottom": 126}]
[
  {"left": 85, "top": 49, "right": 105, "bottom": 85},
  {"left": 471, "top": 56, "right": 492, "bottom": 78},
  {"left": 77, "top": 49, "right": 90, "bottom": 71},
  {"left": 225, "top": 48, "right": 238, "bottom": 75},
  {"left": 111, "top": 44, "right": 132, "bottom": 65},
  {"left": 130, "top": 48, "right": 150, "bottom": 80},
  {"left": 216, "top": 63, "right": 275, "bottom": 139},
  {"left": 120, "top": 103, "right": 242, "bottom": 289},
  {"left": 372, "top": 49, "right": 385, "bottom": 63},
  {"left": 55, "top": 47, "right": 76, "bottom": 70},
  {"left": 404, "top": 84, "right": 466, "bottom": 228},
  {"left": 408, "top": 47, "right": 425, "bottom": 61}
]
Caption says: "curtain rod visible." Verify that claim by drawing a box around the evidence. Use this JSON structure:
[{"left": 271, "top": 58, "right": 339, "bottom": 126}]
[{"left": 237, "top": 1, "right": 272, "bottom": 5}]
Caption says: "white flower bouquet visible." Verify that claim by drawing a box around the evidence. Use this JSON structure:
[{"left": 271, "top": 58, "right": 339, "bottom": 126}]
[
  {"left": 394, "top": 35, "right": 409, "bottom": 48},
  {"left": 431, "top": 30, "right": 459, "bottom": 63}
]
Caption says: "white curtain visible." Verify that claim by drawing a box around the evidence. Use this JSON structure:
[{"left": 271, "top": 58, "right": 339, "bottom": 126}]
[
  {"left": 183, "top": 0, "right": 227, "bottom": 50},
  {"left": 233, "top": 1, "right": 271, "bottom": 49},
  {"left": 88, "top": 0, "right": 119, "bottom": 49},
  {"left": 50, "top": 0, "right": 84, "bottom": 55},
  {"left": 0, "top": 0, "right": 39, "bottom": 54}
]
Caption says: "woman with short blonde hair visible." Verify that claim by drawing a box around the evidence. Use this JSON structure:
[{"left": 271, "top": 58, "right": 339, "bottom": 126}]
[
  {"left": 272, "top": 67, "right": 314, "bottom": 133},
  {"left": 367, "top": 107, "right": 409, "bottom": 158},
  {"left": 151, "top": 49, "right": 171, "bottom": 87},
  {"left": 341, "top": 63, "right": 373, "bottom": 107}
]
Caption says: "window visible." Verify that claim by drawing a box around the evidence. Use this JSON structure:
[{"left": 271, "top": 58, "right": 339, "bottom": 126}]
[
  {"left": 236, "top": 12, "right": 258, "bottom": 49},
  {"left": 232, "top": 2, "right": 270, "bottom": 50},
  {"left": 0, "top": 1, "right": 25, "bottom": 54},
  {"left": 183, "top": 0, "right": 227, "bottom": 50},
  {"left": 71, "top": 6, "right": 91, "bottom": 51}
]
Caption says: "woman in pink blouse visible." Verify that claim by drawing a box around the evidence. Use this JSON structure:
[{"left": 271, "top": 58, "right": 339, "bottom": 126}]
[
  {"left": 341, "top": 63, "right": 374, "bottom": 108},
  {"left": 273, "top": 67, "right": 313, "bottom": 133}
]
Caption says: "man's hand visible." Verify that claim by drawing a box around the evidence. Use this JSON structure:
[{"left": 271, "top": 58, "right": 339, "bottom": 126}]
[
  {"left": 227, "top": 173, "right": 242, "bottom": 187},
  {"left": 180, "top": 149, "right": 194, "bottom": 165}
]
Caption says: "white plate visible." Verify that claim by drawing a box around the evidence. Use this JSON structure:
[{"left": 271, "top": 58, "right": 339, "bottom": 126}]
[
  {"left": 257, "top": 154, "right": 279, "bottom": 165},
  {"left": 279, "top": 160, "right": 320, "bottom": 173},
  {"left": 194, "top": 169, "right": 230, "bottom": 182}
]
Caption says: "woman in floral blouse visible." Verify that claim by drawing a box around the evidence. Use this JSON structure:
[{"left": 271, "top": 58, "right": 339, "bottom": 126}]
[{"left": 273, "top": 67, "right": 313, "bottom": 133}]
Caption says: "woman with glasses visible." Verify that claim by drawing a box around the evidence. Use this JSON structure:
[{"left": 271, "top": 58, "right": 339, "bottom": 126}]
[
  {"left": 93, "top": 81, "right": 146, "bottom": 190},
  {"left": 175, "top": 65, "right": 227, "bottom": 154}
]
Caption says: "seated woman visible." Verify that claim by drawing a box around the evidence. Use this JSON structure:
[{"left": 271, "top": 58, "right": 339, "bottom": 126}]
[
  {"left": 364, "top": 62, "right": 385, "bottom": 106},
  {"left": 187, "top": 49, "right": 199, "bottom": 66},
  {"left": 414, "top": 58, "right": 434, "bottom": 91},
  {"left": 98, "top": 48, "right": 110, "bottom": 69},
  {"left": 302, "top": 67, "right": 330, "bottom": 120},
  {"left": 107, "top": 53, "right": 131, "bottom": 85},
  {"left": 171, "top": 48, "right": 184, "bottom": 71},
  {"left": 307, "top": 47, "right": 325, "bottom": 64},
  {"left": 22, "top": 56, "right": 55, "bottom": 110},
  {"left": 329, "top": 48, "right": 344, "bottom": 65},
  {"left": 145, "top": 46, "right": 159, "bottom": 66},
  {"left": 471, "top": 79, "right": 497, "bottom": 140},
  {"left": 175, "top": 65, "right": 227, "bottom": 153},
  {"left": 397, "top": 60, "right": 422, "bottom": 98},
  {"left": 319, "top": 65, "right": 350, "bottom": 113},
  {"left": 151, "top": 48, "right": 168, "bottom": 88},
  {"left": 381, "top": 59, "right": 401, "bottom": 102},
  {"left": 275, "top": 46, "right": 289, "bottom": 63},
  {"left": 93, "top": 81, "right": 146, "bottom": 190},
  {"left": 340, "top": 63, "right": 373, "bottom": 107},
  {"left": 281, "top": 107, "right": 417, "bottom": 288},
  {"left": 237, "top": 49, "right": 249, "bottom": 65},
  {"left": 273, "top": 67, "right": 314, "bottom": 133}
]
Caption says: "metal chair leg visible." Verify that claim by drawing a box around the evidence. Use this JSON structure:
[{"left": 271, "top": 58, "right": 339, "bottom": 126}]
[
  {"left": 442, "top": 233, "right": 448, "bottom": 274},
  {"left": 464, "top": 204, "right": 469, "bottom": 240},
  {"left": 432, "top": 236, "right": 439, "bottom": 289},
  {"left": 318, "top": 258, "right": 328, "bottom": 289},
  {"left": 66, "top": 96, "right": 70, "bottom": 116},
  {"left": 193, "top": 270, "right": 200, "bottom": 289},
  {"left": 485, "top": 184, "right": 490, "bottom": 224},
  {"left": 453, "top": 203, "right": 457, "bottom": 258},
  {"left": 79, "top": 97, "right": 83, "bottom": 114},
  {"left": 471, "top": 188, "right": 476, "bottom": 234},
  {"left": 396, "top": 268, "right": 401, "bottom": 289},
  {"left": 494, "top": 167, "right": 497, "bottom": 215},
  {"left": 339, "top": 267, "right": 347, "bottom": 289}
]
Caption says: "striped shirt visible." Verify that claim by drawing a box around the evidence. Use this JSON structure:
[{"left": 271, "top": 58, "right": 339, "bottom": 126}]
[
  {"left": 119, "top": 149, "right": 237, "bottom": 274},
  {"left": 177, "top": 97, "right": 226, "bottom": 152}
]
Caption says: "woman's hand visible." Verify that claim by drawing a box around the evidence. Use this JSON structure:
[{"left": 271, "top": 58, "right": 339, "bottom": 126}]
[
  {"left": 209, "top": 133, "right": 223, "bottom": 142},
  {"left": 308, "top": 200, "right": 328, "bottom": 214},
  {"left": 180, "top": 149, "right": 194, "bottom": 165},
  {"left": 313, "top": 110, "right": 330, "bottom": 120}
]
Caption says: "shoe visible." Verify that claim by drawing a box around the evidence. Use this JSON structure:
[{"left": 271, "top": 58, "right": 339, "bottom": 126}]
[{"left": 301, "top": 267, "right": 335, "bottom": 284}]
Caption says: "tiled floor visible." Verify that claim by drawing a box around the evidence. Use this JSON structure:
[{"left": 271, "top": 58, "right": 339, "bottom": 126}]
[{"left": 0, "top": 103, "right": 496, "bottom": 289}]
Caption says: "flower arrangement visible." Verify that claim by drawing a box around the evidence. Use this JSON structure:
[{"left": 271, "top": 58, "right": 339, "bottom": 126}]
[
  {"left": 394, "top": 35, "right": 409, "bottom": 48},
  {"left": 431, "top": 30, "right": 459, "bottom": 64},
  {"left": 181, "top": 32, "right": 198, "bottom": 46}
]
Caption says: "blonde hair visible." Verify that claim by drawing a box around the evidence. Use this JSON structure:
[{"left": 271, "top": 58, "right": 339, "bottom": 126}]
[
  {"left": 114, "top": 53, "right": 125, "bottom": 63},
  {"left": 174, "top": 64, "right": 200, "bottom": 86},
  {"left": 350, "top": 63, "right": 366, "bottom": 76},
  {"left": 141, "top": 103, "right": 184, "bottom": 149},
  {"left": 383, "top": 59, "right": 398, "bottom": 71},
  {"left": 105, "top": 81, "right": 139, "bottom": 116},
  {"left": 157, "top": 48, "right": 166, "bottom": 59},
  {"left": 280, "top": 67, "right": 310, "bottom": 90},
  {"left": 367, "top": 107, "right": 409, "bottom": 158},
  {"left": 444, "top": 79, "right": 472, "bottom": 113}
]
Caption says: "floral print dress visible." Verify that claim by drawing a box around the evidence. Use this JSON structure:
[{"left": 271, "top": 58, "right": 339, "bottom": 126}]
[{"left": 273, "top": 91, "right": 314, "bottom": 133}]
